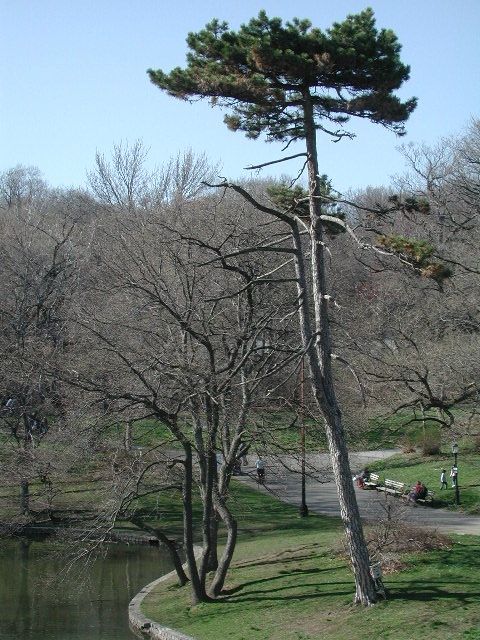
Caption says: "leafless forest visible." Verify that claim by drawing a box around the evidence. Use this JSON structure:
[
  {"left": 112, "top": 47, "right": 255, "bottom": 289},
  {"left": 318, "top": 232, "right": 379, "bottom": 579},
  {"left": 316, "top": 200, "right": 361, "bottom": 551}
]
[{"left": 1, "top": 120, "right": 478, "bottom": 600}]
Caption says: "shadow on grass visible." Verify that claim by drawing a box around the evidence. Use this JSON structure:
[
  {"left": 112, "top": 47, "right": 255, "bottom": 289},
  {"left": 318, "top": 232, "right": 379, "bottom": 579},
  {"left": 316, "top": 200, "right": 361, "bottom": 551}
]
[
  {"left": 222, "top": 573, "right": 480, "bottom": 608},
  {"left": 382, "top": 541, "right": 480, "bottom": 604},
  {"left": 235, "top": 503, "right": 343, "bottom": 536},
  {"left": 388, "top": 579, "right": 480, "bottom": 604},
  {"left": 221, "top": 537, "right": 480, "bottom": 609},
  {"left": 234, "top": 541, "right": 321, "bottom": 563},
  {"left": 221, "top": 573, "right": 354, "bottom": 603}
]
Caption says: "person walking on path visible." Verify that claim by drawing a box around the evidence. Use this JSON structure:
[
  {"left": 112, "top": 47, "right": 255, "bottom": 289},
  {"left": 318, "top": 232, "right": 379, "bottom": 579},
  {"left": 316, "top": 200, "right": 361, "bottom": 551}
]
[
  {"left": 440, "top": 469, "right": 448, "bottom": 490},
  {"left": 255, "top": 456, "right": 265, "bottom": 483},
  {"left": 450, "top": 466, "right": 458, "bottom": 488}
]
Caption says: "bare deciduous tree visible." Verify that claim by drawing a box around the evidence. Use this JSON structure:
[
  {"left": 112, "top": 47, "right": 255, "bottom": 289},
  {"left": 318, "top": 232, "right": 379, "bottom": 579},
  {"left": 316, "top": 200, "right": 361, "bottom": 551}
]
[{"left": 0, "top": 179, "right": 88, "bottom": 521}]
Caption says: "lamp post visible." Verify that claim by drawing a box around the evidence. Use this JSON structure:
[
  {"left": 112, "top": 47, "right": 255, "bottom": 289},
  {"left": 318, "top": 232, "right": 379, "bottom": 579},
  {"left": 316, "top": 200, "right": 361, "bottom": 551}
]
[
  {"left": 299, "top": 357, "right": 308, "bottom": 517},
  {"left": 452, "top": 442, "right": 460, "bottom": 505}
]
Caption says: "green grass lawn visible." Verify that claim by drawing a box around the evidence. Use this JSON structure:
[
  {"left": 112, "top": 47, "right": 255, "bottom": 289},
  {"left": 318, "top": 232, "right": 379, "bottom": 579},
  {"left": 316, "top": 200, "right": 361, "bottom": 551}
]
[
  {"left": 141, "top": 482, "right": 480, "bottom": 640},
  {"left": 362, "top": 408, "right": 479, "bottom": 451},
  {"left": 2, "top": 412, "right": 479, "bottom": 638}
]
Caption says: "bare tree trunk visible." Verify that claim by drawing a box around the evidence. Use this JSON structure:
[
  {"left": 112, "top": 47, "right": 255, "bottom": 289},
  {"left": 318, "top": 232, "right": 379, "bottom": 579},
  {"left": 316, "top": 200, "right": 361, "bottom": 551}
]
[
  {"left": 207, "top": 511, "right": 219, "bottom": 572},
  {"left": 21, "top": 478, "right": 30, "bottom": 515},
  {"left": 208, "top": 487, "right": 238, "bottom": 598},
  {"left": 199, "top": 449, "right": 216, "bottom": 584},
  {"left": 20, "top": 430, "right": 32, "bottom": 515},
  {"left": 124, "top": 420, "right": 132, "bottom": 452},
  {"left": 130, "top": 516, "right": 189, "bottom": 586},
  {"left": 182, "top": 443, "right": 208, "bottom": 604}
]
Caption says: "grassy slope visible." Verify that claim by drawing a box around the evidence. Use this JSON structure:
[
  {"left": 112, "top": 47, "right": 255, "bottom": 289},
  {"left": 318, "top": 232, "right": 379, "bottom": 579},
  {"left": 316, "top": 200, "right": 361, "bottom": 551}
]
[{"left": 142, "top": 482, "right": 480, "bottom": 640}]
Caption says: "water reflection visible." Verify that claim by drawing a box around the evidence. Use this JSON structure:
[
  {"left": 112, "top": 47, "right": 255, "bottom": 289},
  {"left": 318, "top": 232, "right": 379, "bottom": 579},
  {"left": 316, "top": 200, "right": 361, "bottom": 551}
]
[{"left": 0, "top": 538, "right": 173, "bottom": 640}]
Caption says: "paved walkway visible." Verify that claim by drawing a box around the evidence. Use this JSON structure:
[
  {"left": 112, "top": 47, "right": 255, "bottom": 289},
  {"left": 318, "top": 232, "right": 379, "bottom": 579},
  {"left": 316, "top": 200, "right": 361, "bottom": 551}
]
[{"left": 235, "top": 450, "right": 480, "bottom": 536}]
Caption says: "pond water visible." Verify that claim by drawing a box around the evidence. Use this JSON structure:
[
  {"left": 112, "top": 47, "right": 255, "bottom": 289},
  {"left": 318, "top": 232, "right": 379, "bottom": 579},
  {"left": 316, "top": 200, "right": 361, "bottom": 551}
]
[{"left": 0, "top": 538, "right": 174, "bottom": 640}]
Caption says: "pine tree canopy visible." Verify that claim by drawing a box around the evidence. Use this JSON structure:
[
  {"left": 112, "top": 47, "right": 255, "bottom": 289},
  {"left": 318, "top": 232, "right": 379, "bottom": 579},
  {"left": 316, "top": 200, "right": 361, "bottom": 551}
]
[{"left": 148, "top": 8, "right": 417, "bottom": 143}]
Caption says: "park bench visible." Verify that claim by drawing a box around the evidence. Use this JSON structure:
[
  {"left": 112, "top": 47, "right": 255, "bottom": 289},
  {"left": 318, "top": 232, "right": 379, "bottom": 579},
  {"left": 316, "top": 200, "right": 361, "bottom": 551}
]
[
  {"left": 363, "top": 473, "right": 380, "bottom": 489},
  {"left": 377, "top": 478, "right": 405, "bottom": 497},
  {"left": 413, "top": 489, "right": 435, "bottom": 505}
]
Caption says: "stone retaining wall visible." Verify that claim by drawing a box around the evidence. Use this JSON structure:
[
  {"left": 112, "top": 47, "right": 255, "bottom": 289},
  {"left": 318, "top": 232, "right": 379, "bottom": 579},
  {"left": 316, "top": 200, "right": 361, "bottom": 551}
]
[{"left": 128, "top": 546, "right": 202, "bottom": 640}]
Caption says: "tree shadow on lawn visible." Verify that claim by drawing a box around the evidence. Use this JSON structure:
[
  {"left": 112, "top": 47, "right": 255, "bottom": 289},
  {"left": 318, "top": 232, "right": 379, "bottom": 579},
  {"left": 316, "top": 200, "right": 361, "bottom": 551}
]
[
  {"left": 221, "top": 539, "right": 480, "bottom": 606},
  {"left": 222, "top": 573, "right": 480, "bottom": 608},
  {"left": 381, "top": 542, "right": 480, "bottom": 604},
  {"left": 388, "top": 578, "right": 480, "bottom": 605},
  {"left": 233, "top": 543, "right": 332, "bottom": 571},
  {"left": 221, "top": 565, "right": 351, "bottom": 601},
  {"left": 237, "top": 554, "right": 329, "bottom": 574}
]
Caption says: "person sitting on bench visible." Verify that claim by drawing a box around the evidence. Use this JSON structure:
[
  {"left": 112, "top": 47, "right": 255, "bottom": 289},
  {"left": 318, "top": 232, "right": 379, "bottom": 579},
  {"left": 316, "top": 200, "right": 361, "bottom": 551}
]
[
  {"left": 407, "top": 481, "right": 426, "bottom": 504},
  {"left": 357, "top": 468, "right": 370, "bottom": 488}
]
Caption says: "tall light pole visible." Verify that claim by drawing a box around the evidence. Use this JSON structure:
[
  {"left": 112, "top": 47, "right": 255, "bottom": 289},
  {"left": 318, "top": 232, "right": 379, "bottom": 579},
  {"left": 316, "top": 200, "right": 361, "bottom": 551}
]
[
  {"left": 299, "top": 357, "right": 308, "bottom": 517},
  {"left": 452, "top": 442, "right": 460, "bottom": 505}
]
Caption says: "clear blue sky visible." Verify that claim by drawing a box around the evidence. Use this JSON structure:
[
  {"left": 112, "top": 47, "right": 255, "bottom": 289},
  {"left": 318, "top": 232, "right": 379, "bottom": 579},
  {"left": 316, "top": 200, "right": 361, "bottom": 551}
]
[{"left": 1, "top": 0, "right": 479, "bottom": 194}]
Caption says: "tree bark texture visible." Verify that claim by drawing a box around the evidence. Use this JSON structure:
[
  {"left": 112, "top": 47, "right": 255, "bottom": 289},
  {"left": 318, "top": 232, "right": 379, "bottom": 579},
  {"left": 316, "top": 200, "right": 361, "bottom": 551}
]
[
  {"left": 181, "top": 442, "right": 207, "bottom": 604},
  {"left": 293, "top": 94, "right": 377, "bottom": 604},
  {"left": 130, "top": 517, "right": 189, "bottom": 586},
  {"left": 208, "top": 486, "right": 238, "bottom": 597}
]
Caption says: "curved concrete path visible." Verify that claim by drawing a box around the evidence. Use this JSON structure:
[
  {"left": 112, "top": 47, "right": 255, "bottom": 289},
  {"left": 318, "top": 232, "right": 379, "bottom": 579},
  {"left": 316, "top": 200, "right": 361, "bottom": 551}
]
[{"left": 235, "top": 450, "right": 480, "bottom": 535}]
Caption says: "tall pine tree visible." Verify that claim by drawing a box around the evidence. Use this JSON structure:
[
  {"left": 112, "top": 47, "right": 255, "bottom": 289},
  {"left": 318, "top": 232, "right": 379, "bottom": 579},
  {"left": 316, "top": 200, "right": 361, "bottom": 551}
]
[{"left": 148, "top": 9, "right": 417, "bottom": 605}]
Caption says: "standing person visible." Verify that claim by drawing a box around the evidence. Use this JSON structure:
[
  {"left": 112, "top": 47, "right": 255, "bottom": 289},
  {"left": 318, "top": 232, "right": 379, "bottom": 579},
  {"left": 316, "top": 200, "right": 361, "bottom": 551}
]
[
  {"left": 440, "top": 469, "right": 447, "bottom": 490},
  {"left": 450, "top": 466, "right": 458, "bottom": 487},
  {"left": 255, "top": 456, "right": 265, "bottom": 483}
]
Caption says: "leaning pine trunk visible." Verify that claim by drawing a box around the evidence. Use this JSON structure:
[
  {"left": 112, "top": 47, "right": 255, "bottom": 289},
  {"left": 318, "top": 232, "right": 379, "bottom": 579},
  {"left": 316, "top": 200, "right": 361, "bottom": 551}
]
[
  {"left": 290, "top": 215, "right": 376, "bottom": 604},
  {"left": 294, "top": 93, "right": 378, "bottom": 605},
  {"left": 324, "top": 409, "right": 377, "bottom": 604}
]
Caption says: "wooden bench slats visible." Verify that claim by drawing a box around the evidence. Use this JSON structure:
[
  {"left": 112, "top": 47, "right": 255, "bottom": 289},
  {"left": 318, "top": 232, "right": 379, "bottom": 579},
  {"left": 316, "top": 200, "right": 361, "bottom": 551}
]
[
  {"left": 363, "top": 472, "right": 379, "bottom": 489},
  {"left": 377, "top": 480, "right": 435, "bottom": 505},
  {"left": 376, "top": 478, "right": 405, "bottom": 496},
  {"left": 359, "top": 475, "right": 435, "bottom": 505},
  {"left": 414, "top": 489, "right": 435, "bottom": 504}
]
